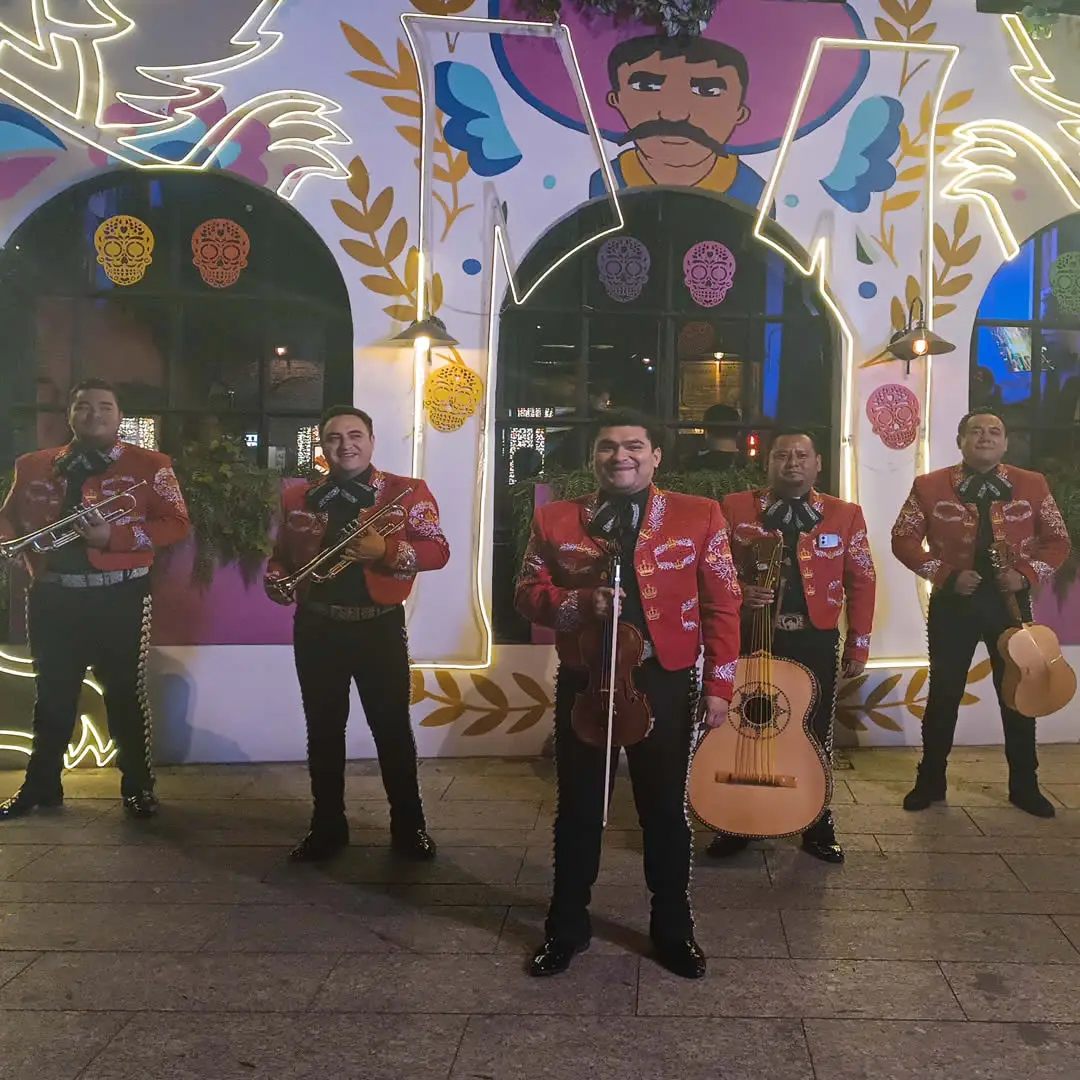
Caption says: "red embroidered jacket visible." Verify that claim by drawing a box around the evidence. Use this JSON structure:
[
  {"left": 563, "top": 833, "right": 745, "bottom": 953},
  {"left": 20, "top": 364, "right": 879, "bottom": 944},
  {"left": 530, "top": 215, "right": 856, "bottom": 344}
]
[
  {"left": 264, "top": 468, "right": 449, "bottom": 607},
  {"left": 720, "top": 489, "right": 877, "bottom": 665},
  {"left": 0, "top": 441, "right": 190, "bottom": 575},
  {"left": 514, "top": 487, "right": 743, "bottom": 700},
  {"left": 891, "top": 463, "right": 1070, "bottom": 589}
]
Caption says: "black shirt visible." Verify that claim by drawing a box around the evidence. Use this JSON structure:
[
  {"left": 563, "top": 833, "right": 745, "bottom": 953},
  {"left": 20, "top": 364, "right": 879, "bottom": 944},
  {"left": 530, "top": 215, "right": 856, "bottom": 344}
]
[
  {"left": 304, "top": 471, "right": 377, "bottom": 608},
  {"left": 45, "top": 473, "right": 95, "bottom": 574},
  {"left": 590, "top": 487, "right": 650, "bottom": 636},
  {"left": 777, "top": 528, "right": 808, "bottom": 617}
]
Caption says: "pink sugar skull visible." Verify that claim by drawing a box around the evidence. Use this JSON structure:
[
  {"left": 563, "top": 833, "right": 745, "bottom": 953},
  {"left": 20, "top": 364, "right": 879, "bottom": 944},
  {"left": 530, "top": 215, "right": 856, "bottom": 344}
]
[
  {"left": 597, "top": 236, "right": 650, "bottom": 302},
  {"left": 866, "top": 383, "right": 920, "bottom": 451},
  {"left": 683, "top": 241, "right": 736, "bottom": 307}
]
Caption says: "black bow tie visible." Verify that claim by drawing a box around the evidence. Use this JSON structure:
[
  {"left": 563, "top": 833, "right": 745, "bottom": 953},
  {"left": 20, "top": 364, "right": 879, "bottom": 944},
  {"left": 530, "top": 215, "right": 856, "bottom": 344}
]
[
  {"left": 55, "top": 447, "right": 112, "bottom": 480},
  {"left": 589, "top": 493, "right": 645, "bottom": 543},
  {"left": 305, "top": 473, "right": 375, "bottom": 513},
  {"left": 763, "top": 494, "right": 823, "bottom": 534},
  {"left": 957, "top": 468, "right": 1011, "bottom": 506}
]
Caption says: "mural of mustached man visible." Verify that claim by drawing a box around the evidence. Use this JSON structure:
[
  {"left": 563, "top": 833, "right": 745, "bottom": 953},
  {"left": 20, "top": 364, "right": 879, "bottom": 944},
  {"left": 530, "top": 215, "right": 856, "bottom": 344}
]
[
  {"left": 515, "top": 408, "right": 742, "bottom": 981},
  {"left": 265, "top": 407, "right": 449, "bottom": 863},
  {"left": 892, "top": 411, "right": 1071, "bottom": 818},
  {"left": 705, "top": 431, "right": 876, "bottom": 864},
  {"left": 0, "top": 379, "right": 190, "bottom": 821}
]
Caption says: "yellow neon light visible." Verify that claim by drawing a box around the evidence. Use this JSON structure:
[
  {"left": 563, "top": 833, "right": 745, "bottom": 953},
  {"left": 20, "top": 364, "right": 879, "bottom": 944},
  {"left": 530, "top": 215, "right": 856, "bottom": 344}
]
[
  {"left": 755, "top": 38, "right": 959, "bottom": 508},
  {"left": 0, "top": 1, "right": 350, "bottom": 201},
  {"left": 942, "top": 119, "right": 1080, "bottom": 261},
  {"left": 400, "top": 12, "right": 624, "bottom": 670}
]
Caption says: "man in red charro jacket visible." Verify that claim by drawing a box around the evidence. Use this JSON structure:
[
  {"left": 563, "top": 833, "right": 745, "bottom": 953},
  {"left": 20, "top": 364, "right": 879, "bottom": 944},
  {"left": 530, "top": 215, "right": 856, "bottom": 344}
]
[
  {"left": 705, "top": 430, "right": 876, "bottom": 865},
  {"left": 892, "top": 410, "right": 1070, "bottom": 817},
  {"left": 0, "top": 379, "right": 189, "bottom": 820},
  {"left": 265, "top": 405, "right": 449, "bottom": 862},
  {"left": 516, "top": 408, "right": 742, "bottom": 980}
]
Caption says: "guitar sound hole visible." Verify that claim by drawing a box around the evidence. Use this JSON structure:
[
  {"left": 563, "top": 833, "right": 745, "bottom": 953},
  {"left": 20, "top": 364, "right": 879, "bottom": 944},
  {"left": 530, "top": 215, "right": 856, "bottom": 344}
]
[
  {"left": 743, "top": 693, "right": 775, "bottom": 732},
  {"left": 732, "top": 682, "right": 792, "bottom": 738}
]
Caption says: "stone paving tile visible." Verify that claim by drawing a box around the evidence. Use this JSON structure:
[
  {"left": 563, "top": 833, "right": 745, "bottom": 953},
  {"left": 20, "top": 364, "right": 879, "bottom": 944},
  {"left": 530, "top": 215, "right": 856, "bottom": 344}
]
[
  {"left": 942, "top": 963, "right": 1080, "bottom": 1022},
  {"left": 0, "top": 1011, "right": 129, "bottom": 1080},
  {"left": 846, "top": 778, "right": 1024, "bottom": 808},
  {"left": 828, "top": 804, "right": 982, "bottom": 834},
  {"left": 767, "top": 850, "right": 1026, "bottom": 891},
  {"left": 7, "top": 844, "right": 279, "bottom": 883},
  {"left": 450, "top": 1016, "right": 814, "bottom": 1080},
  {"left": 637, "top": 957, "right": 962, "bottom": 1020},
  {"left": 0, "top": 903, "right": 228, "bottom": 952},
  {"left": 0, "top": 952, "right": 338, "bottom": 1012},
  {"left": 0, "top": 845, "right": 53, "bottom": 880},
  {"left": 877, "top": 834, "right": 1080, "bottom": 855},
  {"left": 804, "top": 1019, "right": 1080, "bottom": 1079},
  {"left": 81, "top": 1013, "right": 467, "bottom": 1080},
  {"left": 311, "top": 952, "right": 638, "bottom": 1015},
  {"left": 781, "top": 909, "right": 1080, "bottom": 963},
  {"left": 442, "top": 776, "right": 555, "bottom": 801},
  {"left": 968, "top": 809, "right": 1080, "bottom": 836},
  {"left": 1044, "top": 785, "right": 1080, "bottom": 809},
  {"left": 1003, "top": 855, "right": 1080, "bottom": 892},
  {"left": 905, "top": 889, "right": 1080, "bottom": 915}
]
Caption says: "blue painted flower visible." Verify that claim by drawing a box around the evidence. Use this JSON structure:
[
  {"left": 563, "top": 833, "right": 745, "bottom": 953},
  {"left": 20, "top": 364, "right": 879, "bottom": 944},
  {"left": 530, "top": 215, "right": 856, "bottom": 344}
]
[
  {"left": 435, "top": 61, "right": 522, "bottom": 178},
  {"left": 820, "top": 96, "right": 904, "bottom": 214}
]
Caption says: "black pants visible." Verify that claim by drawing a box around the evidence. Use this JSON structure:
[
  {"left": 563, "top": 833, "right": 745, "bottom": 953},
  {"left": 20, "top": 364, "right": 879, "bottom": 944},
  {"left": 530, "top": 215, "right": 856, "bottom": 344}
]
[
  {"left": 293, "top": 604, "right": 424, "bottom": 834},
  {"left": 921, "top": 587, "right": 1038, "bottom": 788},
  {"left": 25, "top": 577, "right": 154, "bottom": 797},
  {"left": 547, "top": 660, "right": 696, "bottom": 945},
  {"left": 772, "top": 627, "right": 840, "bottom": 839}
]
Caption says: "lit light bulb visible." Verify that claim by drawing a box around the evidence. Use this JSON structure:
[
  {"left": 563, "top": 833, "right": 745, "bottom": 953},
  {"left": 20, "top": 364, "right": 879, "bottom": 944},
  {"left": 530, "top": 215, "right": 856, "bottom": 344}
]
[
  {"left": 415, "top": 335, "right": 431, "bottom": 353},
  {"left": 913, "top": 335, "right": 929, "bottom": 356},
  {"left": 274, "top": 345, "right": 288, "bottom": 357}
]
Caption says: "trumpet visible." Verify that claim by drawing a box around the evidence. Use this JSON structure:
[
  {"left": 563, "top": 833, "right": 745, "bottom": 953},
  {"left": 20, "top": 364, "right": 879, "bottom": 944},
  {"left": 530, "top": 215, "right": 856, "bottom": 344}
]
[
  {"left": 0, "top": 481, "right": 147, "bottom": 561},
  {"left": 268, "top": 487, "right": 412, "bottom": 604}
]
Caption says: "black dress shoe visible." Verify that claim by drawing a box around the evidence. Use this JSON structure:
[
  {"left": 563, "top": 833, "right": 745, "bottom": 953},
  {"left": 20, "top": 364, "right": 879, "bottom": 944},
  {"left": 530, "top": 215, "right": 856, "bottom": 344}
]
[
  {"left": 802, "top": 835, "right": 845, "bottom": 864},
  {"left": 391, "top": 828, "right": 437, "bottom": 861},
  {"left": 289, "top": 828, "right": 349, "bottom": 862},
  {"left": 0, "top": 787, "right": 63, "bottom": 820},
  {"left": 122, "top": 791, "right": 159, "bottom": 818},
  {"left": 652, "top": 937, "right": 707, "bottom": 979},
  {"left": 529, "top": 937, "right": 588, "bottom": 977},
  {"left": 903, "top": 765, "right": 946, "bottom": 811},
  {"left": 1009, "top": 789, "right": 1056, "bottom": 818},
  {"left": 705, "top": 834, "right": 751, "bottom": 859}
]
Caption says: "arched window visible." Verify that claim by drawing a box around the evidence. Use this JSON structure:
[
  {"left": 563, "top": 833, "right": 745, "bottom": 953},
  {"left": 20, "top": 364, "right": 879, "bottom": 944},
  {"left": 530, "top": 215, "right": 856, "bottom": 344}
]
[
  {"left": 0, "top": 171, "right": 353, "bottom": 473},
  {"left": 491, "top": 188, "right": 838, "bottom": 642},
  {"left": 971, "top": 212, "right": 1080, "bottom": 467}
]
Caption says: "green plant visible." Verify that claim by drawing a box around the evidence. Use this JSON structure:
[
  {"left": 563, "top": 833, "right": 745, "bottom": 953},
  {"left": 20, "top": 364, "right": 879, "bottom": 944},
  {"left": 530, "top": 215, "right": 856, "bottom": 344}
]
[
  {"left": 1042, "top": 458, "right": 1080, "bottom": 599},
  {"left": 511, "top": 463, "right": 766, "bottom": 571},
  {"left": 170, "top": 437, "right": 279, "bottom": 586},
  {"left": 515, "top": 0, "right": 716, "bottom": 36},
  {"left": 1021, "top": 2, "right": 1065, "bottom": 39}
]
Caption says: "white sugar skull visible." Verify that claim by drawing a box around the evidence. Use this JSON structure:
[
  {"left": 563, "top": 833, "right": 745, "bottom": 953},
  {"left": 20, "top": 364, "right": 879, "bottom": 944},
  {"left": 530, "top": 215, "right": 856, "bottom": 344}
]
[
  {"left": 683, "top": 241, "right": 736, "bottom": 307},
  {"left": 597, "top": 236, "right": 650, "bottom": 302}
]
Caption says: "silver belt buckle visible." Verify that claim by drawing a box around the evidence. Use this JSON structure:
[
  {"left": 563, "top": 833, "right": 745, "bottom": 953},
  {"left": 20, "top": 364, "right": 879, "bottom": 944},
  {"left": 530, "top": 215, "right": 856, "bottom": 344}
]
[{"left": 775, "top": 613, "right": 807, "bottom": 631}]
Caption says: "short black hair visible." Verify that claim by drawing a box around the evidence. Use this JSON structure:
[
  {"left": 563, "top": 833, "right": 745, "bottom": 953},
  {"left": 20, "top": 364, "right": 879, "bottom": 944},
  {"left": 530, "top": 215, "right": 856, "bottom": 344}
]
[
  {"left": 703, "top": 403, "right": 740, "bottom": 429},
  {"left": 607, "top": 35, "right": 750, "bottom": 101},
  {"left": 589, "top": 407, "right": 664, "bottom": 450},
  {"left": 69, "top": 378, "right": 119, "bottom": 407},
  {"left": 957, "top": 410, "right": 1007, "bottom": 441},
  {"left": 770, "top": 429, "right": 820, "bottom": 454},
  {"left": 320, "top": 405, "right": 373, "bottom": 439}
]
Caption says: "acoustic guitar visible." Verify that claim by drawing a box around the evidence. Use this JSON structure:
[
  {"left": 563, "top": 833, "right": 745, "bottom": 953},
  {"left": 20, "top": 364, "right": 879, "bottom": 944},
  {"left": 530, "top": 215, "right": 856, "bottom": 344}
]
[
  {"left": 989, "top": 540, "right": 1076, "bottom": 718},
  {"left": 688, "top": 534, "right": 832, "bottom": 839}
]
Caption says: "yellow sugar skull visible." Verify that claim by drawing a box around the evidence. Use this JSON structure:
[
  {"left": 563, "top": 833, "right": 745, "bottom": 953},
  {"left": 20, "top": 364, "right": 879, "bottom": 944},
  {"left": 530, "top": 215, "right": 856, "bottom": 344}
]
[
  {"left": 94, "top": 215, "right": 154, "bottom": 286},
  {"left": 423, "top": 360, "right": 484, "bottom": 433}
]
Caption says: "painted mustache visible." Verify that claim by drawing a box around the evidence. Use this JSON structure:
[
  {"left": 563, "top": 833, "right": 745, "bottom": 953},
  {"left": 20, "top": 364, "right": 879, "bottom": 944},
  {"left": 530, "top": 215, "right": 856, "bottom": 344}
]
[{"left": 618, "top": 119, "right": 728, "bottom": 158}]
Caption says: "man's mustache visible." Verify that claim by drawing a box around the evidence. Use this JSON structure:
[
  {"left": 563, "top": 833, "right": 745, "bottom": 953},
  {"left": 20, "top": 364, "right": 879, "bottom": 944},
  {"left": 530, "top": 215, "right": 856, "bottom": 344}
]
[{"left": 618, "top": 119, "right": 728, "bottom": 157}]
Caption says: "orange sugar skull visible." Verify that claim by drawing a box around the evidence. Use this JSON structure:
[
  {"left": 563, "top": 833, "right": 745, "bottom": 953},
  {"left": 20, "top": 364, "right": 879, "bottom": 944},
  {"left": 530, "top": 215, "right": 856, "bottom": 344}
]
[{"left": 192, "top": 218, "right": 250, "bottom": 288}]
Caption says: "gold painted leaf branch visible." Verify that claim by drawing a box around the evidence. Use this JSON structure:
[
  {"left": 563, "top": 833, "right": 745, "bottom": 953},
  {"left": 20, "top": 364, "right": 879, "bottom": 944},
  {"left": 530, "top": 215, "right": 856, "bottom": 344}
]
[
  {"left": 931, "top": 205, "right": 981, "bottom": 321},
  {"left": 413, "top": 670, "right": 553, "bottom": 734}
]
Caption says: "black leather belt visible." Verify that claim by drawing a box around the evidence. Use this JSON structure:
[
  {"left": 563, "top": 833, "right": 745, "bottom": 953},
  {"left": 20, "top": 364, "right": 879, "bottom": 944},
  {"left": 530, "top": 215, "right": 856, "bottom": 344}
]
[
  {"left": 302, "top": 601, "right": 399, "bottom": 622},
  {"left": 37, "top": 567, "right": 149, "bottom": 589}
]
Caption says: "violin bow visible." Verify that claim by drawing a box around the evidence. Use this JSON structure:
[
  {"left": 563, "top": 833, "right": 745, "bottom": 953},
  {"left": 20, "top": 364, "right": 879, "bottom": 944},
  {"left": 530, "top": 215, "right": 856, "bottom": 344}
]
[{"left": 602, "top": 555, "right": 622, "bottom": 828}]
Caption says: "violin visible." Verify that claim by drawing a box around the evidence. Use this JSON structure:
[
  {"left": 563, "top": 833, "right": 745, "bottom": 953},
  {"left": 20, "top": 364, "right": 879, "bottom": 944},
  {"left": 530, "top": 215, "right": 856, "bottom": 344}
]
[
  {"left": 989, "top": 540, "right": 1076, "bottom": 718},
  {"left": 565, "top": 549, "right": 653, "bottom": 824}
]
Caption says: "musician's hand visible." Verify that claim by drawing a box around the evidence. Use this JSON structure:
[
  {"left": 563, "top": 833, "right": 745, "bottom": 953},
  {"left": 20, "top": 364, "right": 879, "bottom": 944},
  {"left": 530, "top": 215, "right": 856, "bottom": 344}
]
[
  {"left": 953, "top": 570, "right": 982, "bottom": 596},
  {"left": 591, "top": 586, "right": 626, "bottom": 619},
  {"left": 741, "top": 585, "right": 775, "bottom": 609},
  {"left": 345, "top": 526, "right": 387, "bottom": 563},
  {"left": 265, "top": 577, "right": 293, "bottom": 606},
  {"left": 998, "top": 568, "right": 1027, "bottom": 594},
  {"left": 842, "top": 659, "right": 865, "bottom": 679},
  {"left": 699, "top": 695, "right": 729, "bottom": 729},
  {"left": 74, "top": 509, "right": 112, "bottom": 550}
]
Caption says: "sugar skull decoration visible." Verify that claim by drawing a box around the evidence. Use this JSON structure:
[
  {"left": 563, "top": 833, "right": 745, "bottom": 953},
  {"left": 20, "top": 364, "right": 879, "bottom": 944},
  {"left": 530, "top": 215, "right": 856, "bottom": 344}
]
[
  {"left": 1049, "top": 251, "right": 1080, "bottom": 316},
  {"left": 677, "top": 321, "right": 716, "bottom": 359},
  {"left": 192, "top": 218, "right": 251, "bottom": 289},
  {"left": 683, "top": 241, "right": 736, "bottom": 307},
  {"left": 94, "top": 215, "right": 154, "bottom": 286},
  {"left": 597, "top": 236, "right": 651, "bottom": 302},
  {"left": 866, "top": 383, "right": 920, "bottom": 451},
  {"left": 423, "top": 356, "right": 485, "bottom": 433}
]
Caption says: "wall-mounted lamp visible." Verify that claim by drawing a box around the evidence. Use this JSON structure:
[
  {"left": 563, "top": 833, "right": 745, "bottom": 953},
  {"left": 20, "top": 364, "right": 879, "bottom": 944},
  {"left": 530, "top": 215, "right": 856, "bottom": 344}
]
[
  {"left": 390, "top": 315, "right": 458, "bottom": 352},
  {"left": 886, "top": 297, "right": 955, "bottom": 375}
]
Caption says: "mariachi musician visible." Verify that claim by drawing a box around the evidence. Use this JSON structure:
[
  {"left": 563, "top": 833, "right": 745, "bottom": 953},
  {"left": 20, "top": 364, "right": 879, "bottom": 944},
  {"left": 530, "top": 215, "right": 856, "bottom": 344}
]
[
  {"left": 515, "top": 408, "right": 742, "bottom": 980},
  {"left": 706, "top": 430, "right": 876, "bottom": 864},
  {"left": 0, "top": 379, "right": 190, "bottom": 820},
  {"left": 265, "top": 406, "right": 449, "bottom": 862},
  {"left": 891, "top": 410, "right": 1070, "bottom": 817}
]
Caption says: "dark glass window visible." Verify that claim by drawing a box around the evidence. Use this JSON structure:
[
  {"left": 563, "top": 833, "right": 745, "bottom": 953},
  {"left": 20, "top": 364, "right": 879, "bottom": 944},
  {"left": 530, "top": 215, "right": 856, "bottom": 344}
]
[{"left": 493, "top": 189, "right": 838, "bottom": 642}]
